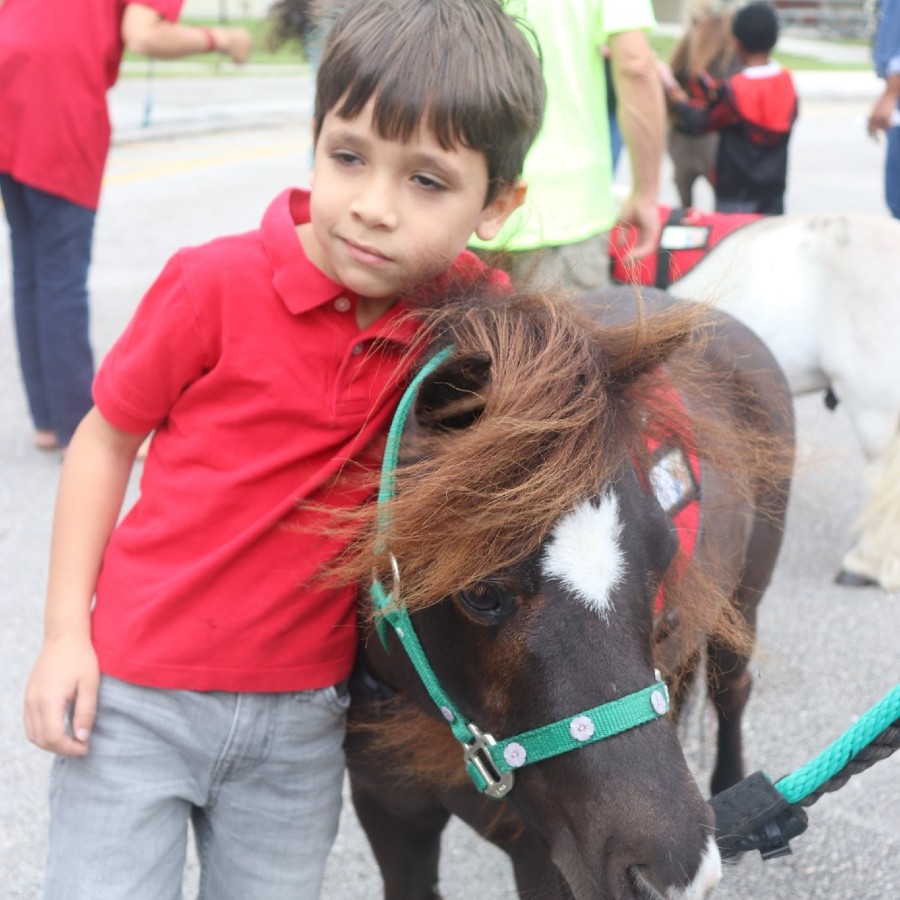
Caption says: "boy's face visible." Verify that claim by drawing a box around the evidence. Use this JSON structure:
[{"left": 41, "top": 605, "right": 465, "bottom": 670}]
[{"left": 301, "top": 99, "right": 523, "bottom": 299}]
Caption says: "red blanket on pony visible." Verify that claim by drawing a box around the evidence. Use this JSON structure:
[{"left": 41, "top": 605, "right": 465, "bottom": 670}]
[{"left": 610, "top": 206, "right": 761, "bottom": 288}]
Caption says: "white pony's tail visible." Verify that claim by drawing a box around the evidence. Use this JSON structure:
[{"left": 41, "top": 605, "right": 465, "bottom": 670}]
[{"left": 841, "top": 430, "right": 900, "bottom": 591}]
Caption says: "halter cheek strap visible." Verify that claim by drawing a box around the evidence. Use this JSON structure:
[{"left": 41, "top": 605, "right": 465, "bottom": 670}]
[{"left": 370, "top": 346, "right": 670, "bottom": 799}]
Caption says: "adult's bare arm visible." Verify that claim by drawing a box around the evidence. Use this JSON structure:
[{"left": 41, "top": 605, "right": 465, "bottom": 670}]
[
  {"left": 609, "top": 28, "right": 666, "bottom": 260},
  {"left": 122, "top": 3, "right": 252, "bottom": 64}
]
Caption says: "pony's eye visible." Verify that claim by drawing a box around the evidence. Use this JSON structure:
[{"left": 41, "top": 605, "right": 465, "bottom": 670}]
[{"left": 456, "top": 581, "right": 506, "bottom": 614}]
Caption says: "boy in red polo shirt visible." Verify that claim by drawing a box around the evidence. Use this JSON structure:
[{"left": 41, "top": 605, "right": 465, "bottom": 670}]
[{"left": 22, "top": 1, "right": 545, "bottom": 897}]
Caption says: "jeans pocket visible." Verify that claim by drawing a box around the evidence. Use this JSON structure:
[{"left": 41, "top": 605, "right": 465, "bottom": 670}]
[
  {"left": 294, "top": 682, "right": 350, "bottom": 715},
  {"left": 321, "top": 680, "right": 351, "bottom": 715}
]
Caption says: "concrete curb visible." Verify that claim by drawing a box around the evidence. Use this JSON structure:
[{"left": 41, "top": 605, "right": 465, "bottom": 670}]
[{"left": 110, "top": 72, "right": 312, "bottom": 145}]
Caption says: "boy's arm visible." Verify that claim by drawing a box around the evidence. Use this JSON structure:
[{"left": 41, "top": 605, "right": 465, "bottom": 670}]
[
  {"left": 669, "top": 78, "right": 732, "bottom": 135},
  {"left": 122, "top": 3, "right": 252, "bottom": 64},
  {"left": 23, "top": 409, "right": 147, "bottom": 756},
  {"left": 608, "top": 28, "right": 666, "bottom": 260}
]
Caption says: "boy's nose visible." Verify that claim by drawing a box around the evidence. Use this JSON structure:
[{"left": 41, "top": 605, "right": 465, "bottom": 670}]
[{"left": 350, "top": 179, "right": 399, "bottom": 230}]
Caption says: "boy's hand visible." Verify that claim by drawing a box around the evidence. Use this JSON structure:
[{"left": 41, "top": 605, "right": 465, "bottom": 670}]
[{"left": 24, "top": 633, "right": 99, "bottom": 756}]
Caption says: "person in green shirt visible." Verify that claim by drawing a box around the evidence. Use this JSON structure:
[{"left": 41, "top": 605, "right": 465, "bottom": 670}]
[{"left": 471, "top": 0, "right": 665, "bottom": 291}]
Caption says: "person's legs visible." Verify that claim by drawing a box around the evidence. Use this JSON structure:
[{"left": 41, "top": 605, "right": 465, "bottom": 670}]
[
  {"left": 608, "top": 113, "right": 623, "bottom": 173},
  {"left": 480, "top": 232, "right": 612, "bottom": 294},
  {"left": 44, "top": 677, "right": 348, "bottom": 900},
  {"left": 668, "top": 131, "right": 696, "bottom": 210},
  {"left": 195, "top": 685, "right": 349, "bottom": 900},
  {"left": 885, "top": 122, "right": 900, "bottom": 220},
  {"left": 715, "top": 195, "right": 780, "bottom": 214},
  {"left": 28, "top": 186, "right": 96, "bottom": 445},
  {"left": 753, "top": 194, "right": 784, "bottom": 216},
  {"left": 43, "top": 677, "right": 195, "bottom": 900},
  {"left": 0, "top": 173, "right": 53, "bottom": 435}
]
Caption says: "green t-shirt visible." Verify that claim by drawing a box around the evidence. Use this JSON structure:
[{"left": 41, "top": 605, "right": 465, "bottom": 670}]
[{"left": 471, "top": 0, "right": 657, "bottom": 252}]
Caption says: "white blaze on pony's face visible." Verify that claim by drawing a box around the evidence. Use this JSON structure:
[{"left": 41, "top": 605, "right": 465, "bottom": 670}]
[{"left": 541, "top": 494, "right": 625, "bottom": 619}]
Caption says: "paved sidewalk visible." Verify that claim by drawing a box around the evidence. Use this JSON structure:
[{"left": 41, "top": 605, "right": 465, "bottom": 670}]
[{"left": 111, "top": 69, "right": 313, "bottom": 144}]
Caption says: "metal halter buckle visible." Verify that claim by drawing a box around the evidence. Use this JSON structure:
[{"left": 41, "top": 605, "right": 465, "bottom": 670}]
[{"left": 464, "top": 723, "right": 515, "bottom": 799}]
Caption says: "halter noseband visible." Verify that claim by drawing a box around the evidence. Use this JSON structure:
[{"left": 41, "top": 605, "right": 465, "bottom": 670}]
[{"left": 370, "top": 346, "right": 670, "bottom": 799}]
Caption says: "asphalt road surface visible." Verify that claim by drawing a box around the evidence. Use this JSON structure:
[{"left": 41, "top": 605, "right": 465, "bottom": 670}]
[{"left": 1, "top": 79, "right": 897, "bottom": 899}]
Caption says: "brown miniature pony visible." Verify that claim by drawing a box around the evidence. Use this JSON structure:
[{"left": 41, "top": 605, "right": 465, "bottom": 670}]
[
  {"left": 342, "top": 289, "right": 794, "bottom": 899},
  {"left": 665, "top": 6, "right": 738, "bottom": 208}
]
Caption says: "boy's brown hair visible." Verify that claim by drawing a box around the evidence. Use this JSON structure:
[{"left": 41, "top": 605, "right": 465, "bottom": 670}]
[{"left": 313, "top": 0, "right": 546, "bottom": 203}]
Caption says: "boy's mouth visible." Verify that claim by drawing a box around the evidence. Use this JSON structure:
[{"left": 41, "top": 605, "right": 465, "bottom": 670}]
[{"left": 341, "top": 237, "right": 392, "bottom": 266}]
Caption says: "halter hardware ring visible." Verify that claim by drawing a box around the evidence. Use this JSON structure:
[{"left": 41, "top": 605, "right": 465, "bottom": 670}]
[
  {"left": 464, "top": 723, "right": 515, "bottom": 799},
  {"left": 372, "top": 553, "right": 402, "bottom": 606},
  {"left": 388, "top": 552, "right": 401, "bottom": 604}
]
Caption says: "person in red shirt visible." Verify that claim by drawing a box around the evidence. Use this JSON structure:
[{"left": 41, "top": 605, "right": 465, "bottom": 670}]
[
  {"left": 22, "top": 1, "right": 545, "bottom": 897},
  {"left": 0, "top": 1, "right": 251, "bottom": 450},
  {"left": 665, "top": 1, "right": 798, "bottom": 215}
]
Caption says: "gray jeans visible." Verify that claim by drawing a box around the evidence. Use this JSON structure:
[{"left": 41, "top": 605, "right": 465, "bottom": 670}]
[{"left": 44, "top": 676, "right": 349, "bottom": 900}]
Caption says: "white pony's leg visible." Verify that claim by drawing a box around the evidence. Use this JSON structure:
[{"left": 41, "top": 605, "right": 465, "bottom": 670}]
[{"left": 840, "top": 432, "right": 900, "bottom": 591}]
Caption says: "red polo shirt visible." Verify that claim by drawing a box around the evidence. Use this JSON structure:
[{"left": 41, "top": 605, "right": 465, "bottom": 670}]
[
  {"left": 0, "top": 0, "right": 182, "bottom": 210},
  {"left": 92, "top": 188, "right": 504, "bottom": 691}
]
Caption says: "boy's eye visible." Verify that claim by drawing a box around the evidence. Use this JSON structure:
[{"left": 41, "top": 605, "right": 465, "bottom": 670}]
[
  {"left": 332, "top": 150, "right": 362, "bottom": 166},
  {"left": 412, "top": 173, "right": 447, "bottom": 192}
]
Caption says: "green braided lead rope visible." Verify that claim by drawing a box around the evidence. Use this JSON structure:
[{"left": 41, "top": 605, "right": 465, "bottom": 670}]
[{"left": 775, "top": 683, "right": 900, "bottom": 806}]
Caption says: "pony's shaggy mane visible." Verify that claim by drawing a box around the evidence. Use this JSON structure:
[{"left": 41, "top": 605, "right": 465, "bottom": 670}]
[{"left": 330, "top": 289, "right": 791, "bottom": 672}]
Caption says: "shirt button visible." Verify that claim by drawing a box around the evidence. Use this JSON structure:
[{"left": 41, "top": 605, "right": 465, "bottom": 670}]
[
  {"left": 334, "top": 296, "right": 351, "bottom": 313},
  {"left": 351, "top": 344, "right": 363, "bottom": 356}
]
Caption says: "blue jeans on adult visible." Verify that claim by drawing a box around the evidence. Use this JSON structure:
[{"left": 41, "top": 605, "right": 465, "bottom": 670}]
[
  {"left": 0, "top": 173, "right": 95, "bottom": 446},
  {"left": 886, "top": 122, "right": 900, "bottom": 219}
]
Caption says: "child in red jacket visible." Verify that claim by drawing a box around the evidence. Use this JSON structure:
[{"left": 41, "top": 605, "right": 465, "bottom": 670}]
[{"left": 666, "top": 2, "right": 798, "bottom": 214}]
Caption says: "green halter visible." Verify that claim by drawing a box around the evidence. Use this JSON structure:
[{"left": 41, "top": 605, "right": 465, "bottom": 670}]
[{"left": 370, "top": 345, "right": 670, "bottom": 798}]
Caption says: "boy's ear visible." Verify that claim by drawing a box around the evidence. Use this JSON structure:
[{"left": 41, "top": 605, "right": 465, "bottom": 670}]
[{"left": 474, "top": 180, "right": 527, "bottom": 241}]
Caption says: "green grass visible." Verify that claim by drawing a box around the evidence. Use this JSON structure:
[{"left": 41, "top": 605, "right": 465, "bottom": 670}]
[
  {"left": 648, "top": 31, "right": 870, "bottom": 71},
  {"left": 123, "top": 19, "right": 870, "bottom": 76}
]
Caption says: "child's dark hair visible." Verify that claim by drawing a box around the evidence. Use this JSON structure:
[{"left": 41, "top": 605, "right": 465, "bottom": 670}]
[
  {"left": 732, "top": 2, "right": 779, "bottom": 55},
  {"left": 313, "top": 0, "right": 546, "bottom": 204}
]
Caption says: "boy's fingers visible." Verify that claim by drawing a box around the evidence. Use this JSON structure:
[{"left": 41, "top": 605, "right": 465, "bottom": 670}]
[
  {"left": 25, "top": 697, "right": 90, "bottom": 756},
  {"left": 71, "top": 677, "right": 99, "bottom": 745}
]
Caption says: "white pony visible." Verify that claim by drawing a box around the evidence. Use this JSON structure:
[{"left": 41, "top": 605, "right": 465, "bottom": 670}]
[{"left": 661, "top": 213, "right": 900, "bottom": 590}]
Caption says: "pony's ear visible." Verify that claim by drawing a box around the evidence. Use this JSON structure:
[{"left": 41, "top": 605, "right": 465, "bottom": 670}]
[
  {"left": 413, "top": 351, "right": 492, "bottom": 433},
  {"left": 607, "top": 326, "right": 692, "bottom": 391},
  {"left": 580, "top": 289, "right": 698, "bottom": 391}
]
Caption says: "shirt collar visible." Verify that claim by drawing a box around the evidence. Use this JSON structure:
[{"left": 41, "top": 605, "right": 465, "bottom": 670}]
[{"left": 262, "top": 188, "right": 354, "bottom": 315}]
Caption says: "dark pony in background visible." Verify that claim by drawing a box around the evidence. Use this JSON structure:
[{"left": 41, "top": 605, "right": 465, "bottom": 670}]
[
  {"left": 332, "top": 289, "right": 794, "bottom": 899},
  {"left": 662, "top": 5, "right": 738, "bottom": 208}
]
